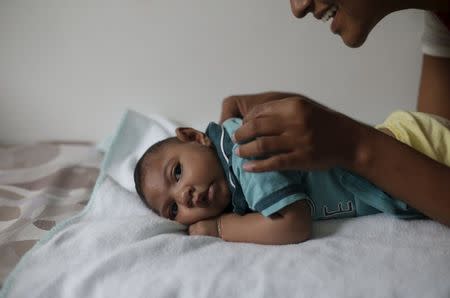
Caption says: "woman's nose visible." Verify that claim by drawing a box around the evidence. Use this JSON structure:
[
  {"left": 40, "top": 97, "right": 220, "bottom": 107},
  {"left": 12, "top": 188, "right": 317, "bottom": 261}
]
[{"left": 290, "top": 0, "right": 312, "bottom": 18}]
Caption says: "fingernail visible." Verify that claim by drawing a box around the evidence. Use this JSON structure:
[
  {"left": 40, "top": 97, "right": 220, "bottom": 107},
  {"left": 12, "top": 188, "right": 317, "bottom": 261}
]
[
  {"left": 231, "top": 133, "right": 236, "bottom": 143},
  {"left": 234, "top": 147, "right": 240, "bottom": 156},
  {"left": 243, "top": 162, "right": 253, "bottom": 171}
]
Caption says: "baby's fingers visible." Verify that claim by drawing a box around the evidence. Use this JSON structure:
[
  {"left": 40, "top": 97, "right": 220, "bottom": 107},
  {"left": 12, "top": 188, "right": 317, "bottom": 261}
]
[{"left": 188, "top": 224, "right": 197, "bottom": 235}]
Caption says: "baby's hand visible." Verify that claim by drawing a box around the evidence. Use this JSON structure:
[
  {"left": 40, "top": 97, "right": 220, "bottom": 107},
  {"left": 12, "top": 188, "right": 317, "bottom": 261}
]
[{"left": 188, "top": 218, "right": 219, "bottom": 238}]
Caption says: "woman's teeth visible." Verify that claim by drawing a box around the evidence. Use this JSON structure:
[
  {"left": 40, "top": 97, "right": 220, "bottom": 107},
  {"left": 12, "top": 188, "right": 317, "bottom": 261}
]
[{"left": 321, "top": 5, "right": 338, "bottom": 22}]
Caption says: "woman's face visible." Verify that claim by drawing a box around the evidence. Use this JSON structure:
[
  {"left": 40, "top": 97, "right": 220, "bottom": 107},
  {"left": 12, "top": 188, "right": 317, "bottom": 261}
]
[{"left": 290, "top": 0, "right": 403, "bottom": 47}]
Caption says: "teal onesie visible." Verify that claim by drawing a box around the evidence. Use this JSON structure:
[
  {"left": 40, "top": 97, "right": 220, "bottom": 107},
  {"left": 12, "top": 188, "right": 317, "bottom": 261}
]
[{"left": 205, "top": 118, "right": 423, "bottom": 220}]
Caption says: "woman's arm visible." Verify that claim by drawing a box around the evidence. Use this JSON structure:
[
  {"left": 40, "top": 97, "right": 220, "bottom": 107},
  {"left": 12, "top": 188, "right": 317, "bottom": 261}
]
[
  {"left": 417, "top": 55, "right": 450, "bottom": 119},
  {"left": 221, "top": 92, "right": 450, "bottom": 226},
  {"left": 188, "top": 200, "right": 312, "bottom": 245},
  {"left": 352, "top": 54, "right": 450, "bottom": 225},
  {"left": 352, "top": 122, "right": 450, "bottom": 226}
]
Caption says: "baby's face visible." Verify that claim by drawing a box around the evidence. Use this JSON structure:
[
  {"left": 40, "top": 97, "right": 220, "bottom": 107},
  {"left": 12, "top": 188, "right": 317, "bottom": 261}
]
[{"left": 141, "top": 140, "right": 231, "bottom": 225}]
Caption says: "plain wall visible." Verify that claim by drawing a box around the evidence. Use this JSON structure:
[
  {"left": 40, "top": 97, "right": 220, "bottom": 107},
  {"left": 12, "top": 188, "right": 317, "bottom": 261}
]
[{"left": 0, "top": 0, "right": 424, "bottom": 143}]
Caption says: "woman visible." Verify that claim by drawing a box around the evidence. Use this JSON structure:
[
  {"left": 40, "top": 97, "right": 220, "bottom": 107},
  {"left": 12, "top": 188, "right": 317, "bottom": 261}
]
[{"left": 220, "top": 0, "right": 450, "bottom": 226}]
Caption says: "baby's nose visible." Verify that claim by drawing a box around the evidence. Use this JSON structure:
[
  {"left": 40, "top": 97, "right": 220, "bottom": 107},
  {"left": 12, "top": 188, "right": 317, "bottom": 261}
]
[
  {"left": 178, "top": 186, "right": 194, "bottom": 207},
  {"left": 290, "top": 0, "right": 312, "bottom": 18}
]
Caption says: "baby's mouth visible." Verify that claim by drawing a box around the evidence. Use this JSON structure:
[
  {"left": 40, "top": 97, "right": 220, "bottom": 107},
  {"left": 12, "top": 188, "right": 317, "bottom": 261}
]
[
  {"left": 193, "top": 184, "right": 214, "bottom": 207},
  {"left": 207, "top": 183, "right": 215, "bottom": 202},
  {"left": 321, "top": 5, "right": 338, "bottom": 22}
]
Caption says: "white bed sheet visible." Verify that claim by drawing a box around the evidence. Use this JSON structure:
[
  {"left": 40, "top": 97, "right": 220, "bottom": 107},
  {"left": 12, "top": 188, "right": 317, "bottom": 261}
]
[{"left": 1, "top": 110, "right": 449, "bottom": 298}]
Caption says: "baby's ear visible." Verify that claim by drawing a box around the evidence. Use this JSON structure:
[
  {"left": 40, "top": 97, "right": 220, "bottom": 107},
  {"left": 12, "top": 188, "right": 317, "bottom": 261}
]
[{"left": 176, "top": 127, "right": 212, "bottom": 147}]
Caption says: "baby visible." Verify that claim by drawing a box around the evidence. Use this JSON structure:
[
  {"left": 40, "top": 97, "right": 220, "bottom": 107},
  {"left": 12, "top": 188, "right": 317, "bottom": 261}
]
[{"left": 133, "top": 112, "right": 448, "bottom": 245}]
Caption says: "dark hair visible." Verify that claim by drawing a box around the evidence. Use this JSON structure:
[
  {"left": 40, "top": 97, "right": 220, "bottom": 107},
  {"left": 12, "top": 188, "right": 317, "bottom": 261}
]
[{"left": 134, "top": 137, "right": 179, "bottom": 211}]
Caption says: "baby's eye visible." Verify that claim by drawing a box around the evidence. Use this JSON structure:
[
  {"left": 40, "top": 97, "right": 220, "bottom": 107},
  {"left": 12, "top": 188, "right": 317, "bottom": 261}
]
[
  {"left": 173, "top": 163, "right": 182, "bottom": 182},
  {"left": 169, "top": 202, "right": 178, "bottom": 220}
]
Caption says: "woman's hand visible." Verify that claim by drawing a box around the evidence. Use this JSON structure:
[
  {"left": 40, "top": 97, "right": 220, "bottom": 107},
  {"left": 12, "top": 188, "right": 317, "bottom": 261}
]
[
  {"left": 220, "top": 91, "right": 298, "bottom": 124},
  {"left": 188, "top": 218, "right": 219, "bottom": 237},
  {"left": 222, "top": 92, "right": 366, "bottom": 172}
]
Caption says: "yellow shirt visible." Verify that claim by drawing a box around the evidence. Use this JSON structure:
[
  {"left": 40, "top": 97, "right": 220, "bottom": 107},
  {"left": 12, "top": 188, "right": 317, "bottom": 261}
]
[{"left": 376, "top": 110, "right": 450, "bottom": 166}]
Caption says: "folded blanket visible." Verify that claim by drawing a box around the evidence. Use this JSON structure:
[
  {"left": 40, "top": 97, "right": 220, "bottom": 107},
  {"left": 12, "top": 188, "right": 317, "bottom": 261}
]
[{"left": 1, "top": 110, "right": 449, "bottom": 298}]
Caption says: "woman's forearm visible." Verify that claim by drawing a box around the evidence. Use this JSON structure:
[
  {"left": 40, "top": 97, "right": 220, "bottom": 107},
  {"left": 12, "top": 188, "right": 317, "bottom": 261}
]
[{"left": 349, "top": 123, "right": 450, "bottom": 226}]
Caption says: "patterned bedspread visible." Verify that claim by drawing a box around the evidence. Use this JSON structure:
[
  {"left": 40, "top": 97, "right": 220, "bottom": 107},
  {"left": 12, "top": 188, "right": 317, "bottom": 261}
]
[{"left": 0, "top": 142, "right": 102, "bottom": 287}]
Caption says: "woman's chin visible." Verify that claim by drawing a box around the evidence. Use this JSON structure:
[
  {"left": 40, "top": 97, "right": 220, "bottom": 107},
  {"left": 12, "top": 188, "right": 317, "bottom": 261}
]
[
  {"left": 342, "top": 35, "right": 366, "bottom": 48},
  {"left": 340, "top": 28, "right": 369, "bottom": 48}
]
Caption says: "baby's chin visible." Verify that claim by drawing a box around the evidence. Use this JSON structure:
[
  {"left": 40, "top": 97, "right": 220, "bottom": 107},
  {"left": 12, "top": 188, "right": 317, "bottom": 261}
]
[{"left": 216, "top": 179, "right": 232, "bottom": 205}]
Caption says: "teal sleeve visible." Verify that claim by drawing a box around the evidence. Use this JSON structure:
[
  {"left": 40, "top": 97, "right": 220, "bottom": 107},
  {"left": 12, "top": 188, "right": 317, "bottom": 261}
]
[
  {"left": 222, "top": 118, "right": 308, "bottom": 217},
  {"left": 231, "top": 154, "right": 307, "bottom": 216}
]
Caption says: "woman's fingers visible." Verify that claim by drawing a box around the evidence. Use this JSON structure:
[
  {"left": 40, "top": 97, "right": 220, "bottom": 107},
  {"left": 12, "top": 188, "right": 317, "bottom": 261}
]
[
  {"left": 223, "top": 92, "right": 361, "bottom": 172},
  {"left": 236, "top": 136, "right": 293, "bottom": 158},
  {"left": 243, "top": 96, "right": 308, "bottom": 123},
  {"left": 233, "top": 116, "right": 285, "bottom": 144},
  {"left": 235, "top": 99, "right": 299, "bottom": 143},
  {"left": 220, "top": 96, "right": 242, "bottom": 124},
  {"left": 242, "top": 99, "right": 282, "bottom": 124},
  {"left": 242, "top": 152, "right": 296, "bottom": 172},
  {"left": 219, "top": 92, "right": 299, "bottom": 123},
  {"left": 222, "top": 93, "right": 355, "bottom": 172}
]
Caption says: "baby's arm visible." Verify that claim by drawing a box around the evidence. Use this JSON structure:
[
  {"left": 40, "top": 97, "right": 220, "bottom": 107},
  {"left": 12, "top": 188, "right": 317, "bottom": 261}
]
[{"left": 219, "top": 200, "right": 311, "bottom": 245}]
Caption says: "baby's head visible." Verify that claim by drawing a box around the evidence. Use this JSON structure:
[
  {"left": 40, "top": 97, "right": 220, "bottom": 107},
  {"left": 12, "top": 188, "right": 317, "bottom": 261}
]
[{"left": 134, "top": 127, "right": 231, "bottom": 225}]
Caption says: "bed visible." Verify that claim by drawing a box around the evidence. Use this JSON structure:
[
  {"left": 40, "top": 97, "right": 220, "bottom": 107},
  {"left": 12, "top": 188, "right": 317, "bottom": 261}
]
[
  {"left": 0, "top": 141, "right": 102, "bottom": 288},
  {"left": 0, "top": 110, "right": 449, "bottom": 298}
]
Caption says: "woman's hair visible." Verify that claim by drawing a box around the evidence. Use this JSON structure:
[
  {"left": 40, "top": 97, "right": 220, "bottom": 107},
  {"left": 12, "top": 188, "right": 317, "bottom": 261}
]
[{"left": 133, "top": 137, "right": 179, "bottom": 210}]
